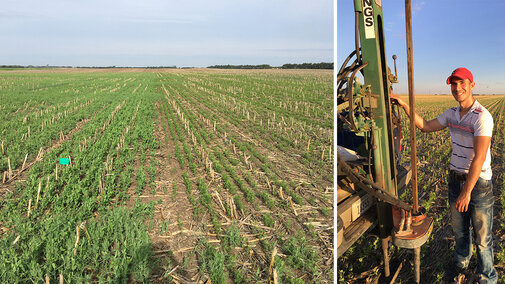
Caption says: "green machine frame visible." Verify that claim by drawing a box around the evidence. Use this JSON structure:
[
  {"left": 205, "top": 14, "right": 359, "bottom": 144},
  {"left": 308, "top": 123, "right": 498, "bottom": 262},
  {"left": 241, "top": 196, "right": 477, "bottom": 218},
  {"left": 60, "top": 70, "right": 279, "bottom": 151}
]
[{"left": 354, "top": 0, "right": 399, "bottom": 238}]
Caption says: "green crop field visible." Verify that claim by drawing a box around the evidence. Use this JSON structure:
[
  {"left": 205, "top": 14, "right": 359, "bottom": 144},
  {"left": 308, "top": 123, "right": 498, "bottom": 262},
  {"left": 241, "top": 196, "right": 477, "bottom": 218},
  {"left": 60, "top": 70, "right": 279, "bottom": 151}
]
[
  {"left": 0, "top": 68, "right": 333, "bottom": 283},
  {"left": 338, "top": 94, "right": 505, "bottom": 283}
]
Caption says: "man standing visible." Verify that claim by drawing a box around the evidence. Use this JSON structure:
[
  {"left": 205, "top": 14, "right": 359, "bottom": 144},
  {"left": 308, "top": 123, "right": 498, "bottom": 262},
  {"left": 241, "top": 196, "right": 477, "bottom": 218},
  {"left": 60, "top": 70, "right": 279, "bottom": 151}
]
[{"left": 391, "top": 67, "right": 497, "bottom": 283}]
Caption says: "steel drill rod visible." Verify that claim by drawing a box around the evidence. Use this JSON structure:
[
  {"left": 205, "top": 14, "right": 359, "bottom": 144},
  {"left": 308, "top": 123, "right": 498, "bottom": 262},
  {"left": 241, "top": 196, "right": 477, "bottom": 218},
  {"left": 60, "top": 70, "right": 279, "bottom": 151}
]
[
  {"left": 406, "top": 2, "right": 421, "bottom": 283},
  {"left": 405, "top": 0, "right": 419, "bottom": 214},
  {"left": 382, "top": 238, "right": 391, "bottom": 277},
  {"left": 414, "top": 247, "right": 421, "bottom": 283}
]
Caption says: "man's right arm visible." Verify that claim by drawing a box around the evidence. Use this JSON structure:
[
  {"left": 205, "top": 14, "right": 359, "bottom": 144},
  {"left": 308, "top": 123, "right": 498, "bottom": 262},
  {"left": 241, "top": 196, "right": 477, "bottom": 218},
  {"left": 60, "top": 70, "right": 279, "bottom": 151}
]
[{"left": 390, "top": 94, "right": 446, "bottom": 133}]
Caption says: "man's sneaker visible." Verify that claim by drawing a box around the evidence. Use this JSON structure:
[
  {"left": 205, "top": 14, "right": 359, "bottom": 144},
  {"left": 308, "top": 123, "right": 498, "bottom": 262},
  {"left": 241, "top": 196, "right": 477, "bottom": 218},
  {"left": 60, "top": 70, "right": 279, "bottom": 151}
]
[{"left": 443, "top": 265, "right": 465, "bottom": 283}]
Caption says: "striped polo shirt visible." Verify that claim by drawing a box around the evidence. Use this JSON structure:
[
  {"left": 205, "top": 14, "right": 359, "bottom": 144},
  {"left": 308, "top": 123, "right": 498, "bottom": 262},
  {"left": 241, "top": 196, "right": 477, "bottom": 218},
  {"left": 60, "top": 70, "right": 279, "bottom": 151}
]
[{"left": 436, "top": 100, "right": 493, "bottom": 180}]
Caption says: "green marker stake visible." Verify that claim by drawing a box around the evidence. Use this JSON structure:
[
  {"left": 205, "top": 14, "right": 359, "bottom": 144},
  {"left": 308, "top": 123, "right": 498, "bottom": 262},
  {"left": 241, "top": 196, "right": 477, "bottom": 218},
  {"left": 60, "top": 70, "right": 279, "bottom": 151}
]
[{"left": 59, "top": 158, "right": 70, "bottom": 165}]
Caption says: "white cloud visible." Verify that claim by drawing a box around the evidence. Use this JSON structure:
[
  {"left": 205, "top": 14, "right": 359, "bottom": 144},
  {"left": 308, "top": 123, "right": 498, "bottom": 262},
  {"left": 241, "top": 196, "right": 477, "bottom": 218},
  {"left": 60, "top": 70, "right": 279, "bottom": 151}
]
[
  {"left": 413, "top": 1, "right": 425, "bottom": 14},
  {"left": 399, "top": 0, "right": 426, "bottom": 18}
]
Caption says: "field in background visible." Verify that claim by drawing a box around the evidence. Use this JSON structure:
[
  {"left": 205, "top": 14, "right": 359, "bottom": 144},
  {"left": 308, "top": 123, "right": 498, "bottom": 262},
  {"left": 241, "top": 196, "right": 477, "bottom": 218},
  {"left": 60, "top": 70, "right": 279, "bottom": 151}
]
[
  {"left": 338, "top": 94, "right": 505, "bottom": 282},
  {"left": 0, "top": 68, "right": 333, "bottom": 283}
]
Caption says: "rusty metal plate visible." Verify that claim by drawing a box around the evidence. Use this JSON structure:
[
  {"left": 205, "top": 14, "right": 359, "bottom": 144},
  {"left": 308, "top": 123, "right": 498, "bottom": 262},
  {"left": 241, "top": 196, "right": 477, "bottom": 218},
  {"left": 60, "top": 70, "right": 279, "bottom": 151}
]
[{"left": 392, "top": 217, "right": 433, "bottom": 249}]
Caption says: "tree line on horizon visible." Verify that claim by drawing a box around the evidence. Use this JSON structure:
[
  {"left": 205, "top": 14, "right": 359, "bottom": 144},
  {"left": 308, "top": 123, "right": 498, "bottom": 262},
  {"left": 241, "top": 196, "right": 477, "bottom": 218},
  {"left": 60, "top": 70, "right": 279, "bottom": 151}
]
[
  {"left": 0, "top": 62, "right": 334, "bottom": 70},
  {"left": 0, "top": 65, "right": 179, "bottom": 69},
  {"left": 207, "top": 62, "right": 333, "bottom": 69}
]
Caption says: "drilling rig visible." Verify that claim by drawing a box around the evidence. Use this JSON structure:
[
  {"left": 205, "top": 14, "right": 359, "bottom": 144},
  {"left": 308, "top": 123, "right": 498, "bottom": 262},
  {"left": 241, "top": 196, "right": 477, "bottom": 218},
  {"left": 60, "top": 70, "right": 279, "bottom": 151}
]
[{"left": 337, "top": 0, "right": 433, "bottom": 282}]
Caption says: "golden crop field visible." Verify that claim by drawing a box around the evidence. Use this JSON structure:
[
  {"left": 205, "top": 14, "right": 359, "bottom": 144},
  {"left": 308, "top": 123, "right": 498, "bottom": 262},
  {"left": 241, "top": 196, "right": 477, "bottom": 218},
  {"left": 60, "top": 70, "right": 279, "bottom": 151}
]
[{"left": 338, "top": 94, "right": 505, "bottom": 283}]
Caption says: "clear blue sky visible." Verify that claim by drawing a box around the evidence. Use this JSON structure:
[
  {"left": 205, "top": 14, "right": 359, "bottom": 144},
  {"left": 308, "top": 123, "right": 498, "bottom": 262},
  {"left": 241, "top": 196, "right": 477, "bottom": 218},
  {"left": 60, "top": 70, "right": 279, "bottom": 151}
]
[
  {"left": 1, "top": 0, "right": 333, "bottom": 67},
  {"left": 337, "top": 1, "right": 505, "bottom": 94}
]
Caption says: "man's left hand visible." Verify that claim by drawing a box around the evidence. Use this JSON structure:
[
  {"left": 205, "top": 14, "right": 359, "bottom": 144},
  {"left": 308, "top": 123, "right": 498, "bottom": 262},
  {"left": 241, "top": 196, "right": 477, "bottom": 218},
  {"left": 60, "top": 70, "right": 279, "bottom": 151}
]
[{"left": 455, "top": 192, "right": 471, "bottom": 212}]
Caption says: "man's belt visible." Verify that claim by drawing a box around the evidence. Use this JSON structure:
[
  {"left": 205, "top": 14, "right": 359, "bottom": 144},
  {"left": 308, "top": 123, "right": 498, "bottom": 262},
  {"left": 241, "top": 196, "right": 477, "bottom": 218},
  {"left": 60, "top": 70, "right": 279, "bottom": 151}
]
[{"left": 450, "top": 170, "right": 467, "bottom": 181}]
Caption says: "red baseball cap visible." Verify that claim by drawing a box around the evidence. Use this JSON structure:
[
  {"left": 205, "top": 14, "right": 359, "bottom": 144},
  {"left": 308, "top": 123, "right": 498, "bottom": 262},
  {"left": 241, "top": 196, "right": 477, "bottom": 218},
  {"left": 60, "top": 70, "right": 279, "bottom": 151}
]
[{"left": 446, "top": 67, "right": 473, "bottom": 84}]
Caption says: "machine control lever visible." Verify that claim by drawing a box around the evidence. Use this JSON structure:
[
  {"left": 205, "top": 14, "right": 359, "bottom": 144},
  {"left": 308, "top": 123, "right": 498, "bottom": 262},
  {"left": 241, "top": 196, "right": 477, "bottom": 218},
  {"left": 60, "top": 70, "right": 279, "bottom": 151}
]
[{"left": 389, "top": 55, "right": 399, "bottom": 83}]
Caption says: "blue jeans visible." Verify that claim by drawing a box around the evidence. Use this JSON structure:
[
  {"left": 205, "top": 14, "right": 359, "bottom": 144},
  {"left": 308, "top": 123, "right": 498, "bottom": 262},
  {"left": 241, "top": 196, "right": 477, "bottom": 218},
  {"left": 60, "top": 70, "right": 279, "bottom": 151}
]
[{"left": 448, "top": 173, "right": 497, "bottom": 283}]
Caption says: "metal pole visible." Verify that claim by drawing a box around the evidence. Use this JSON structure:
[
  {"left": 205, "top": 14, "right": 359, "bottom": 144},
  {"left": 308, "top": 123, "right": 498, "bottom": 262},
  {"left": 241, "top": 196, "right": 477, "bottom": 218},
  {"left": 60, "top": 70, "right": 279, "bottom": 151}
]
[
  {"left": 382, "top": 238, "right": 391, "bottom": 278},
  {"left": 414, "top": 247, "right": 421, "bottom": 283},
  {"left": 405, "top": 1, "right": 421, "bottom": 283},
  {"left": 405, "top": 0, "right": 418, "bottom": 214},
  {"left": 354, "top": 11, "right": 362, "bottom": 65}
]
